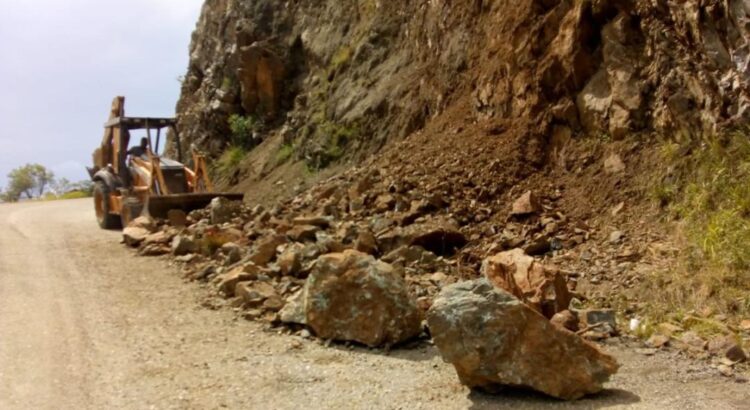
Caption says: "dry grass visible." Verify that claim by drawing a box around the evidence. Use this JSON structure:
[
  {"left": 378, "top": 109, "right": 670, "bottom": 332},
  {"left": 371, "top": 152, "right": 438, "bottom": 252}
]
[{"left": 641, "top": 130, "right": 750, "bottom": 328}]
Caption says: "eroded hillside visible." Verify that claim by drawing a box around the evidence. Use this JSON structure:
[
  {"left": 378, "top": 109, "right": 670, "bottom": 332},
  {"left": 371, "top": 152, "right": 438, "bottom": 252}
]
[{"left": 166, "top": 0, "right": 750, "bottom": 372}]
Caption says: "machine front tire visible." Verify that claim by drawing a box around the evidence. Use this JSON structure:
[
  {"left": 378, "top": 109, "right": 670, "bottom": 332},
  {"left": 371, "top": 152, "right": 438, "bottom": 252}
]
[{"left": 93, "top": 181, "right": 120, "bottom": 230}]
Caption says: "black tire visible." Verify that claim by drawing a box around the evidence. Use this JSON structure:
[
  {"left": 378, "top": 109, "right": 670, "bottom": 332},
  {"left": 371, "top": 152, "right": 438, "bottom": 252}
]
[{"left": 93, "top": 181, "right": 120, "bottom": 229}]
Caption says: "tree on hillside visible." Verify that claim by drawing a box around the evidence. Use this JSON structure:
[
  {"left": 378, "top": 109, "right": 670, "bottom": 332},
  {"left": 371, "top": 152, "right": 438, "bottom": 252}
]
[{"left": 4, "top": 164, "right": 55, "bottom": 202}]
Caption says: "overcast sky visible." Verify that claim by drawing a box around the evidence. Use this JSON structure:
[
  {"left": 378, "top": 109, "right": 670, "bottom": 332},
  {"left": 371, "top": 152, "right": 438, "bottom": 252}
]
[{"left": 0, "top": 0, "right": 204, "bottom": 188}]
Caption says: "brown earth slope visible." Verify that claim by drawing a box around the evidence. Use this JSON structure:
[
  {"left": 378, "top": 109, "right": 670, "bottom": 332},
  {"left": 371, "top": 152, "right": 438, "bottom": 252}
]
[{"left": 167, "top": 0, "right": 750, "bottom": 369}]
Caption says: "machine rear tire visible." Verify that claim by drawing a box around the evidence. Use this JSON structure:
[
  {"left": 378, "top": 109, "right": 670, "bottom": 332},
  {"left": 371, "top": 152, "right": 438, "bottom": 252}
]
[{"left": 93, "top": 181, "right": 120, "bottom": 229}]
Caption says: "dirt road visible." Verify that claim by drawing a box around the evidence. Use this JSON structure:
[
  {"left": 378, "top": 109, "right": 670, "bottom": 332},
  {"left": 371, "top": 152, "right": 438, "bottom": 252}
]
[{"left": 0, "top": 199, "right": 748, "bottom": 409}]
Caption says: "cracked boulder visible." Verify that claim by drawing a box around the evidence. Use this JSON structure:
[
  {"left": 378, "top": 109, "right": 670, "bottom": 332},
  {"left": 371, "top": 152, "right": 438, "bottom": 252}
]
[
  {"left": 304, "top": 250, "right": 421, "bottom": 347},
  {"left": 481, "top": 249, "right": 572, "bottom": 319},
  {"left": 427, "top": 279, "right": 619, "bottom": 400}
]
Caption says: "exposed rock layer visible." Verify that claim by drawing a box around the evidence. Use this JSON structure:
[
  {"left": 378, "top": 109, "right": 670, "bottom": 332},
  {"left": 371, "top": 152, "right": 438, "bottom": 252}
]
[{"left": 177, "top": 0, "right": 750, "bottom": 160}]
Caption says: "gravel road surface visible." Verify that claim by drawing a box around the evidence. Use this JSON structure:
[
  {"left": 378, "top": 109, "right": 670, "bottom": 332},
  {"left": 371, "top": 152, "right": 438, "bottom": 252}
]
[{"left": 1, "top": 199, "right": 748, "bottom": 409}]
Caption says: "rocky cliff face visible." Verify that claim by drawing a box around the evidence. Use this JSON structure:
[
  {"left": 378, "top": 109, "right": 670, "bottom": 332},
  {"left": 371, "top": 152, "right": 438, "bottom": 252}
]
[{"left": 176, "top": 0, "right": 750, "bottom": 166}]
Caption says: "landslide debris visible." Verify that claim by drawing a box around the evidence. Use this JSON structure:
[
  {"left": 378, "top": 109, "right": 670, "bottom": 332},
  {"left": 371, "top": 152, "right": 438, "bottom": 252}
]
[
  {"left": 427, "top": 278, "right": 619, "bottom": 400},
  {"left": 139, "top": 0, "right": 750, "bottom": 398}
]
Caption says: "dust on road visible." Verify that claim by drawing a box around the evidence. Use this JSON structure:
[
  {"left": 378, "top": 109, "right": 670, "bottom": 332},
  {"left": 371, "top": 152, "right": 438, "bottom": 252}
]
[{"left": 0, "top": 199, "right": 747, "bottom": 409}]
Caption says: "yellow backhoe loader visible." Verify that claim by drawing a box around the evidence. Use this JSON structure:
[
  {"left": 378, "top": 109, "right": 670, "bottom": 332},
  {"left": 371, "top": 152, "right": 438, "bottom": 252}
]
[{"left": 88, "top": 96, "right": 243, "bottom": 229}]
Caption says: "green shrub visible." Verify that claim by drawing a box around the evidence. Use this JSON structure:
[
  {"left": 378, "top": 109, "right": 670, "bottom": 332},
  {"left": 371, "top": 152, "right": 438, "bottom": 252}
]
[
  {"left": 228, "top": 114, "right": 257, "bottom": 148},
  {"left": 216, "top": 145, "right": 247, "bottom": 177},
  {"left": 275, "top": 144, "right": 295, "bottom": 165}
]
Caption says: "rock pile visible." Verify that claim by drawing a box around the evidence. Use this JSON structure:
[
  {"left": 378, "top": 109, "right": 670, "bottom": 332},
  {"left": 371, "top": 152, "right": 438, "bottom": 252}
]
[{"left": 120, "top": 185, "right": 630, "bottom": 399}]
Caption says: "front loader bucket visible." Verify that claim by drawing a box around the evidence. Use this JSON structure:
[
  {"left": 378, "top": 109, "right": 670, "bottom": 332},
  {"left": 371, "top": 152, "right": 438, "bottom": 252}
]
[{"left": 143, "top": 193, "right": 244, "bottom": 219}]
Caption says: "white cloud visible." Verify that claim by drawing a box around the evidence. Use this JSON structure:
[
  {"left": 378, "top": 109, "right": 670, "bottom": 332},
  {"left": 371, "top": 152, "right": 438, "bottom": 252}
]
[{"left": 0, "top": 0, "right": 205, "bottom": 186}]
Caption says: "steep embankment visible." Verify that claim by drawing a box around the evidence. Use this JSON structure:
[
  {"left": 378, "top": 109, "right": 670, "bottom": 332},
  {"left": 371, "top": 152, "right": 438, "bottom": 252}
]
[{"left": 175, "top": 1, "right": 750, "bottom": 342}]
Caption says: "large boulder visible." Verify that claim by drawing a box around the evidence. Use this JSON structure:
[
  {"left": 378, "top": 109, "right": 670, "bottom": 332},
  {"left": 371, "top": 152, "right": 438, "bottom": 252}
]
[
  {"left": 481, "top": 249, "right": 572, "bottom": 319},
  {"left": 304, "top": 250, "right": 421, "bottom": 347},
  {"left": 427, "top": 279, "right": 619, "bottom": 400}
]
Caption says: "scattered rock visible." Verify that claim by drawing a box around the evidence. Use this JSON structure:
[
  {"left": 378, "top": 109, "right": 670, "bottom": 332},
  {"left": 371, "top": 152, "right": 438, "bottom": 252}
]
[
  {"left": 144, "top": 231, "right": 171, "bottom": 246},
  {"left": 427, "top": 279, "right": 619, "bottom": 400},
  {"left": 304, "top": 250, "right": 422, "bottom": 347},
  {"left": 578, "top": 309, "right": 618, "bottom": 336},
  {"left": 676, "top": 331, "right": 707, "bottom": 352},
  {"left": 216, "top": 266, "right": 258, "bottom": 296},
  {"left": 123, "top": 227, "right": 150, "bottom": 247},
  {"left": 609, "top": 230, "right": 624, "bottom": 244},
  {"left": 604, "top": 153, "right": 626, "bottom": 174},
  {"left": 236, "top": 281, "right": 278, "bottom": 306},
  {"left": 481, "top": 249, "right": 572, "bottom": 318},
  {"left": 248, "top": 234, "right": 286, "bottom": 266},
  {"left": 708, "top": 336, "right": 747, "bottom": 362},
  {"left": 292, "top": 216, "right": 331, "bottom": 228},
  {"left": 377, "top": 218, "right": 466, "bottom": 256},
  {"left": 278, "top": 244, "right": 304, "bottom": 276},
  {"left": 718, "top": 364, "right": 734, "bottom": 377},
  {"left": 511, "top": 191, "right": 542, "bottom": 216},
  {"left": 647, "top": 334, "right": 670, "bottom": 349},
  {"left": 172, "top": 235, "right": 196, "bottom": 256},
  {"left": 287, "top": 224, "right": 319, "bottom": 242},
  {"left": 279, "top": 288, "right": 307, "bottom": 325},
  {"left": 550, "top": 310, "right": 579, "bottom": 332},
  {"left": 210, "top": 197, "right": 239, "bottom": 224},
  {"left": 139, "top": 243, "right": 170, "bottom": 256},
  {"left": 128, "top": 216, "right": 157, "bottom": 232},
  {"left": 167, "top": 209, "right": 188, "bottom": 228},
  {"left": 354, "top": 229, "right": 379, "bottom": 255}
]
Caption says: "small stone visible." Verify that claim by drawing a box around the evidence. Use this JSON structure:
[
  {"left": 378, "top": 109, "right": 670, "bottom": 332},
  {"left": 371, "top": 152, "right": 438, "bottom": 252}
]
[
  {"left": 647, "top": 334, "right": 670, "bottom": 349},
  {"left": 718, "top": 364, "right": 734, "bottom": 377},
  {"left": 611, "top": 202, "right": 625, "bottom": 216},
  {"left": 287, "top": 225, "right": 319, "bottom": 242},
  {"left": 609, "top": 231, "right": 624, "bottom": 244},
  {"left": 511, "top": 191, "right": 542, "bottom": 216},
  {"left": 579, "top": 309, "right": 617, "bottom": 336},
  {"left": 210, "top": 197, "right": 239, "bottom": 224},
  {"left": 740, "top": 320, "right": 750, "bottom": 331},
  {"left": 726, "top": 344, "right": 748, "bottom": 362},
  {"left": 677, "top": 331, "right": 706, "bottom": 351},
  {"left": 604, "top": 154, "right": 625, "bottom": 174},
  {"left": 248, "top": 234, "right": 286, "bottom": 266},
  {"left": 279, "top": 289, "right": 307, "bottom": 325},
  {"left": 550, "top": 310, "right": 579, "bottom": 332},
  {"left": 236, "top": 281, "right": 278, "bottom": 306},
  {"left": 263, "top": 295, "right": 286, "bottom": 312},
  {"left": 123, "top": 227, "right": 150, "bottom": 247},
  {"left": 278, "top": 244, "right": 304, "bottom": 276},
  {"left": 354, "top": 230, "right": 379, "bottom": 255},
  {"left": 172, "top": 235, "right": 196, "bottom": 256},
  {"left": 656, "top": 322, "right": 682, "bottom": 337},
  {"left": 215, "top": 267, "right": 256, "bottom": 296},
  {"left": 128, "top": 216, "right": 157, "bottom": 232},
  {"left": 167, "top": 209, "right": 188, "bottom": 228},
  {"left": 292, "top": 216, "right": 331, "bottom": 228}
]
